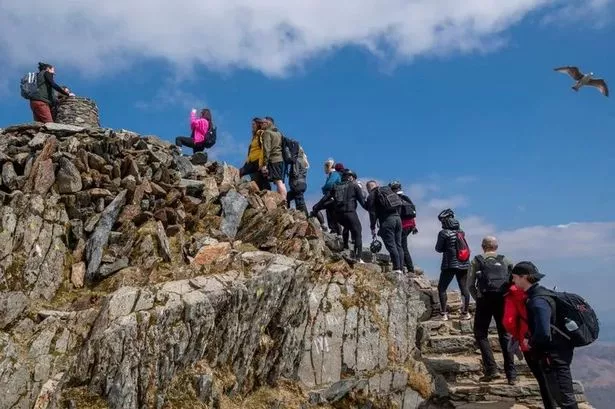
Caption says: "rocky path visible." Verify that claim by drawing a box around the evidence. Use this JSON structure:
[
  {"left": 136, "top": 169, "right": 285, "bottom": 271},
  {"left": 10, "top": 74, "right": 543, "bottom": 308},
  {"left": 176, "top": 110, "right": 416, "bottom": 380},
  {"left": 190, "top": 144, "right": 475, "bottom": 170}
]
[{"left": 413, "top": 274, "right": 594, "bottom": 409}]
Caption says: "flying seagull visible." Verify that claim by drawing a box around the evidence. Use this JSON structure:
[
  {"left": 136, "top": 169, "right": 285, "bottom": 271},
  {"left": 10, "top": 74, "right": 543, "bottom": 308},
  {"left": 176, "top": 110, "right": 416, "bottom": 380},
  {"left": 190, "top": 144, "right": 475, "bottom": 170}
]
[{"left": 554, "top": 66, "right": 609, "bottom": 97}]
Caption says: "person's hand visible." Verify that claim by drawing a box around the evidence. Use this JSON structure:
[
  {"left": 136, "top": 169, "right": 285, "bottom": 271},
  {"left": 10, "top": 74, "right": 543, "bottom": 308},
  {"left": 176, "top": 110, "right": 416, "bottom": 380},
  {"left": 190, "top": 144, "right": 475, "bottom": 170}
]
[
  {"left": 411, "top": 227, "right": 419, "bottom": 235},
  {"left": 260, "top": 166, "right": 268, "bottom": 175},
  {"left": 371, "top": 228, "right": 377, "bottom": 238}
]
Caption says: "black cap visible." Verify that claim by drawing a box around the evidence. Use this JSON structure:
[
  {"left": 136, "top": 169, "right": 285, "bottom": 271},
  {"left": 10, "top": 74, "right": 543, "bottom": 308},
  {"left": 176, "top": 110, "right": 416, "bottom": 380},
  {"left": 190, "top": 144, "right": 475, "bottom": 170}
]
[{"left": 512, "top": 261, "right": 545, "bottom": 280}]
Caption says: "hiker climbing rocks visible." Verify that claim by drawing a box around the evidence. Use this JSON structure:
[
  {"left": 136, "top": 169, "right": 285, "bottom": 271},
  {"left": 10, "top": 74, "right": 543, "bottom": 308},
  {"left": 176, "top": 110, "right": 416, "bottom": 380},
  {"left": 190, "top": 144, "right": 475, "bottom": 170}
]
[
  {"left": 468, "top": 236, "right": 517, "bottom": 384},
  {"left": 435, "top": 208, "right": 471, "bottom": 321},
  {"left": 240, "top": 117, "right": 271, "bottom": 191},
  {"left": 366, "top": 180, "right": 404, "bottom": 274},
  {"left": 175, "top": 108, "right": 216, "bottom": 157},
  {"left": 328, "top": 169, "right": 366, "bottom": 262},
  {"left": 310, "top": 158, "right": 342, "bottom": 234},
  {"left": 22, "top": 62, "right": 74, "bottom": 123},
  {"left": 389, "top": 181, "right": 417, "bottom": 274},
  {"left": 260, "top": 117, "right": 287, "bottom": 198}
]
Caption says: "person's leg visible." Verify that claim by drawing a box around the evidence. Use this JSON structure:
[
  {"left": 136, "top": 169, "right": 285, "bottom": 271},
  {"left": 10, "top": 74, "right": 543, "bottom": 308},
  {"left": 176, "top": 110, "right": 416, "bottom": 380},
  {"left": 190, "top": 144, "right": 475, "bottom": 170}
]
[
  {"left": 175, "top": 136, "right": 195, "bottom": 148},
  {"left": 295, "top": 191, "right": 308, "bottom": 216},
  {"left": 379, "top": 218, "right": 401, "bottom": 270},
  {"left": 394, "top": 218, "right": 404, "bottom": 272},
  {"left": 547, "top": 347, "right": 579, "bottom": 409},
  {"left": 454, "top": 269, "right": 471, "bottom": 314},
  {"left": 342, "top": 226, "right": 350, "bottom": 249},
  {"left": 275, "top": 179, "right": 287, "bottom": 198},
  {"left": 401, "top": 228, "right": 414, "bottom": 272},
  {"left": 347, "top": 211, "right": 363, "bottom": 260},
  {"left": 493, "top": 296, "right": 517, "bottom": 382},
  {"left": 474, "top": 296, "right": 498, "bottom": 378},
  {"left": 286, "top": 190, "right": 296, "bottom": 208},
  {"left": 326, "top": 206, "right": 341, "bottom": 235},
  {"left": 525, "top": 352, "right": 558, "bottom": 409},
  {"left": 437, "top": 269, "right": 456, "bottom": 317},
  {"left": 30, "top": 100, "right": 53, "bottom": 123}
]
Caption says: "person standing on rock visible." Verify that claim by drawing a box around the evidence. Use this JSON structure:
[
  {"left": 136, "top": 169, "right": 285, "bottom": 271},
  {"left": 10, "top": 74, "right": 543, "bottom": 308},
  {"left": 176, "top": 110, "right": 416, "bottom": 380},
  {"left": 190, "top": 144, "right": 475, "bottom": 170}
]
[
  {"left": 260, "top": 116, "right": 287, "bottom": 199},
  {"left": 511, "top": 262, "right": 580, "bottom": 409},
  {"left": 28, "top": 62, "right": 74, "bottom": 123},
  {"left": 240, "top": 117, "right": 271, "bottom": 191},
  {"left": 310, "top": 158, "right": 342, "bottom": 234},
  {"left": 366, "top": 180, "right": 404, "bottom": 274},
  {"left": 286, "top": 145, "right": 309, "bottom": 216},
  {"left": 503, "top": 278, "right": 558, "bottom": 408},
  {"left": 389, "top": 181, "right": 417, "bottom": 274},
  {"left": 435, "top": 208, "right": 471, "bottom": 321},
  {"left": 467, "top": 236, "right": 517, "bottom": 384},
  {"left": 175, "top": 108, "right": 212, "bottom": 157},
  {"left": 329, "top": 169, "right": 366, "bottom": 262}
]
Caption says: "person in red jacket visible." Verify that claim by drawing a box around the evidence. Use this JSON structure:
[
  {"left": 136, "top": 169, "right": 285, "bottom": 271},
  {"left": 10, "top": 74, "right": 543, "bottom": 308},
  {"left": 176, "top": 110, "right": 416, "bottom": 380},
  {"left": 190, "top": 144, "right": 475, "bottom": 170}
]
[{"left": 503, "top": 282, "right": 557, "bottom": 409}]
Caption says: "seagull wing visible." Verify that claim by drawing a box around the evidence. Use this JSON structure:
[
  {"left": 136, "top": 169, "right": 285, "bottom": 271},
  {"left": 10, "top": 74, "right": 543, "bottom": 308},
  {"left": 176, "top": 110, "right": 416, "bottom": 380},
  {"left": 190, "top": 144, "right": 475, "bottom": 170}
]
[
  {"left": 554, "top": 66, "right": 583, "bottom": 81},
  {"left": 587, "top": 79, "right": 609, "bottom": 97}
]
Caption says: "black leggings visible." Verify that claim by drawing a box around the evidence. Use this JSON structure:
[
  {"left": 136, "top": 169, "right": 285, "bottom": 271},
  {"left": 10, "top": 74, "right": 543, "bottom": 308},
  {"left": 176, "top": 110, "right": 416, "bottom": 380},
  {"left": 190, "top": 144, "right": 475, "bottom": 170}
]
[
  {"left": 437, "top": 268, "right": 470, "bottom": 314},
  {"left": 175, "top": 136, "right": 205, "bottom": 153},
  {"left": 338, "top": 211, "right": 362, "bottom": 259}
]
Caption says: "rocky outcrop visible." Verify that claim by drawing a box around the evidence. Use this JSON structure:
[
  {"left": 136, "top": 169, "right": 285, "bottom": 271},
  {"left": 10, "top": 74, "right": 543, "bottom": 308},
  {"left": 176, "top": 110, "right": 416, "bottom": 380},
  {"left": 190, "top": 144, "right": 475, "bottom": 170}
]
[
  {"left": 0, "top": 114, "right": 596, "bottom": 409},
  {"left": 55, "top": 97, "right": 100, "bottom": 128}
]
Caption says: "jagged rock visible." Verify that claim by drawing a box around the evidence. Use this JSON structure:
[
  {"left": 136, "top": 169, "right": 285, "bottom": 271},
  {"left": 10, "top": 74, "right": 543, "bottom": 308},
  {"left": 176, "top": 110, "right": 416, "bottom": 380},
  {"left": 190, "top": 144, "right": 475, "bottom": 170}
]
[
  {"left": 173, "top": 155, "right": 193, "bottom": 177},
  {"left": 0, "top": 291, "right": 28, "bottom": 329},
  {"left": 193, "top": 242, "right": 232, "bottom": 266},
  {"left": 156, "top": 221, "right": 172, "bottom": 262},
  {"left": 71, "top": 262, "right": 86, "bottom": 288},
  {"left": 2, "top": 161, "right": 18, "bottom": 190},
  {"left": 191, "top": 152, "right": 208, "bottom": 165},
  {"left": 44, "top": 122, "right": 86, "bottom": 133},
  {"left": 220, "top": 190, "right": 249, "bottom": 239},
  {"left": 28, "top": 132, "right": 48, "bottom": 149},
  {"left": 56, "top": 157, "right": 82, "bottom": 193},
  {"left": 34, "top": 159, "right": 55, "bottom": 194},
  {"left": 85, "top": 190, "right": 127, "bottom": 282},
  {"left": 99, "top": 257, "right": 129, "bottom": 278}
]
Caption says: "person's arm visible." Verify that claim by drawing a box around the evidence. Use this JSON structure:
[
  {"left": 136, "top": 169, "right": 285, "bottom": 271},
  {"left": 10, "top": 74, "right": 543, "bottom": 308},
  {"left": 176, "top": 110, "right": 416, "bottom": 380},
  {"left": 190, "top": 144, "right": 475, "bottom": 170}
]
[
  {"left": 467, "top": 258, "right": 479, "bottom": 301},
  {"left": 435, "top": 231, "right": 446, "bottom": 253},
  {"left": 528, "top": 297, "right": 553, "bottom": 349},
  {"left": 367, "top": 191, "right": 377, "bottom": 232},
  {"left": 355, "top": 184, "right": 367, "bottom": 210},
  {"left": 44, "top": 72, "right": 71, "bottom": 96},
  {"left": 322, "top": 172, "right": 338, "bottom": 194},
  {"left": 261, "top": 131, "right": 272, "bottom": 166}
]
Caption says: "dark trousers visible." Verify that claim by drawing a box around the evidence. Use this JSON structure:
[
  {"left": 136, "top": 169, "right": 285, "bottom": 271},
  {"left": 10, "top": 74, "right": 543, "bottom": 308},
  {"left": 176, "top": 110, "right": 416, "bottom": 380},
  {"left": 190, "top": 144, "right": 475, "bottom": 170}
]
[
  {"left": 401, "top": 227, "right": 414, "bottom": 271},
  {"left": 287, "top": 190, "right": 307, "bottom": 215},
  {"left": 175, "top": 136, "right": 206, "bottom": 153},
  {"left": 437, "top": 268, "right": 470, "bottom": 314},
  {"left": 311, "top": 197, "right": 341, "bottom": 235},
  {"left": 541, "top": 346, "right": 579, "bottom": 409},
  {"left": 240, "top": 162, "right": 271, "bottom": 191},
  {"left": 379, "top": 216, "right": 403, "bottom": 270},
  {"left": 339, "top": 211, "right": 362, "bottom": 259},
  {"left": 524, "top": 352, "right": 558, "bottom": 409},
  {"left": 474, "top": 293, "right": 516, "bottom": 379}
]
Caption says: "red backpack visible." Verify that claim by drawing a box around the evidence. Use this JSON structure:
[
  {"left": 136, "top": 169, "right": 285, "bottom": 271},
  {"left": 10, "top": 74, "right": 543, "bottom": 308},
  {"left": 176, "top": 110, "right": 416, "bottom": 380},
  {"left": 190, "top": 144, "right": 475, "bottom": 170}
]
[{"left": 455, "top": 231, "right": 471, "bottom": 262}]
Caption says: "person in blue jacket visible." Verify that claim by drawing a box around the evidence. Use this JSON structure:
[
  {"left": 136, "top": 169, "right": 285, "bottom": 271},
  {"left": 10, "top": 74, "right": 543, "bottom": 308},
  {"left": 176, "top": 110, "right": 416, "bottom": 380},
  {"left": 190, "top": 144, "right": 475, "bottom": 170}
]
[
  {"left": 512, "top": 262, "right": 579, "bottom": 409},
  {"left": 310, "top": 159, "right": 343, "bottom": 234}
]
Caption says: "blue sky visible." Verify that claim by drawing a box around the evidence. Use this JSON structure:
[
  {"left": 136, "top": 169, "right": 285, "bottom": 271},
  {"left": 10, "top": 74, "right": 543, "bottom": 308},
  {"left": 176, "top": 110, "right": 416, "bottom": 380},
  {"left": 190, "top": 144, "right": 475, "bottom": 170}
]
[{"left": 1, "top": 0, "right": 615, "bottom": 331}]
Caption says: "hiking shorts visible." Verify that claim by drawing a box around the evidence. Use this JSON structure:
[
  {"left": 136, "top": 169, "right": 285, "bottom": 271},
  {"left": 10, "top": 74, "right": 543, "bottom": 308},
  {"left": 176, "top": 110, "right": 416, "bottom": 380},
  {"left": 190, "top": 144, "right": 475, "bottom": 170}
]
[{"left": 267, "top": 162, "right": 284, "bottom": 182}]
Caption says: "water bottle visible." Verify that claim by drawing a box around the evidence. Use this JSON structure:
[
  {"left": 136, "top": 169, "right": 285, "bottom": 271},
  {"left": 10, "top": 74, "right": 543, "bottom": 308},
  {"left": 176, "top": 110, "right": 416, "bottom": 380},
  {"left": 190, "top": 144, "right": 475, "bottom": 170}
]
[{"left": 565, "top": 318, "right": 579, "bottom": 332}]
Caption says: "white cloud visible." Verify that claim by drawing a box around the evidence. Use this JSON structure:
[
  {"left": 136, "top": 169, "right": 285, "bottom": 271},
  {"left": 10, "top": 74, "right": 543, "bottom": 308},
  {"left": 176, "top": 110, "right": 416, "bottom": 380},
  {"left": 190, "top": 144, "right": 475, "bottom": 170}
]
[
  {"left": 542, "top": 0, "right": 614, "bottom": 26},
  {"left": 0, "top": 0, "right": 610, "bottom": 77}
]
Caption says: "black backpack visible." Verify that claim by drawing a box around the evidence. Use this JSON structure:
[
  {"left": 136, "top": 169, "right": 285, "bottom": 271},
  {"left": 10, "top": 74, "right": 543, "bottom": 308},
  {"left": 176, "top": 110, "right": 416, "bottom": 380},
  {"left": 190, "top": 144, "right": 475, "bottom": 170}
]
[
  {"left": 203, "top": 126, "right": 217, "bottom": 148},
  {"left": 20, "top": 72, "right": 39, "bottom": 100},
  {"left": 375, "top": 186, "right": 402, "bottom": 212},
  {"left": 282, "top": 135, "right": 301, "bottom": 164},
  {"left": 532, "top": 289, "right": 600, "bottom": 347},
  {"left": 399, "top": 195, "right": 416, "bottom": 219},
  {"left": 475, "top": 255, "right": 510, "bottom": 294},
  {"left": 332, "top": 183, "right": 350, "bottom": 212}
]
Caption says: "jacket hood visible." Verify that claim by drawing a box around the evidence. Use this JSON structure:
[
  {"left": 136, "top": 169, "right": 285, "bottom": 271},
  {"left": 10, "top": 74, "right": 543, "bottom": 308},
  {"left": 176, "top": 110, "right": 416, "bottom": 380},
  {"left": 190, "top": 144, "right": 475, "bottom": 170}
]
[
  {"left": 507, "top": 284, "right": 527, "bottom": 301},
  {"left": 441, "top": 217, "right": 460, "bottom": 230}
]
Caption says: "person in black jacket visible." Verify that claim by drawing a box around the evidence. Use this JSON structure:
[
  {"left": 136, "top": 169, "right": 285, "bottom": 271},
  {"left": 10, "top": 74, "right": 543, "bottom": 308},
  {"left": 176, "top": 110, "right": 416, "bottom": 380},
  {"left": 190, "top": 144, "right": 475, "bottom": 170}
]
[
  {"left": 29, "top": 62, "right": 74, "bottom": 123},
  {"left": 366, "top": 180, "right": 404, "bottom": 274},
  {"left": 389, "top": 181, "right": 417, "bottom": 273},
  {"left": 512, "top": 262, "right": 580, "bottom": 409},
  {"left": 328, "top": 169, "right": 366, "bottom": 261},
  {"left": 435, "top": 208, "right": 471, "bottom": 320}
]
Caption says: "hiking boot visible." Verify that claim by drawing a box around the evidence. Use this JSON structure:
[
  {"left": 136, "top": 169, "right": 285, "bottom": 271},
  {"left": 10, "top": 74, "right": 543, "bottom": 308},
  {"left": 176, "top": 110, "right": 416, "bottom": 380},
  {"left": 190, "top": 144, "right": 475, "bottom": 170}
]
[
  {"left": 478, "top": 373, "right": 501, "bottom": 382},
  {"left": 508, "top": 378, "right": 518, "bottom": 386},
  {"left": 461, "top": 312, "right": 472, "bottom": 320},
  {"left": 439, "top": 313, "right": 449, "bottom": 321}
]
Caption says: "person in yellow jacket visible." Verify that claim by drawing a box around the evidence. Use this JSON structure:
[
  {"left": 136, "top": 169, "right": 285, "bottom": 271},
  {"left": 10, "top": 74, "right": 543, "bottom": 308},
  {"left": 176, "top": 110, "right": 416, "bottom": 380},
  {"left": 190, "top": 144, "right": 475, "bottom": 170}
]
[{"left": 239, "top": 117, "right": 271, "bottom": 191}]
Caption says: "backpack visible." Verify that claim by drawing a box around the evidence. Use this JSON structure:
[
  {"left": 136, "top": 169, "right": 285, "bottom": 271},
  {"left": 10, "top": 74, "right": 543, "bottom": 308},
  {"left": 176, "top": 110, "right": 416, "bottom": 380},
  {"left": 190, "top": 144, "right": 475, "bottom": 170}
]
[
  {"left": 376, "top": 186, "right": 402, "bottom": 212},
  {"left": 20, "top": 72, "right": 39, "bottom": 100},
  {"left": 532, "top": 289, "right": 600, "bottom": 347},
  {"left": 455, "top": 231, "right": 471, "bottom": 262},
  {"left": 281, "top": 135, "right": 301, "bottom": 164},
  {"left": 399, "top": 195, "right": 416, "bottom": 219},
  {"left": 475, "top": 254, "right": 509, "bottom": 294},
  {"left": 203, "top": 126, "right": 217, "bottom": 148},
  {"left": 332, "top": 183, "right": 350, "bottom": 212}
]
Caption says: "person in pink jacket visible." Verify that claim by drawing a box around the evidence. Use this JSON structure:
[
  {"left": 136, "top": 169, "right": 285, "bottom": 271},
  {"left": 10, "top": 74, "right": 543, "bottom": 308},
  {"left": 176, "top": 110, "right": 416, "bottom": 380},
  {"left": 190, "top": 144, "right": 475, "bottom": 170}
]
[{"left": 175, "top": 108, "right": 212, "bottom": 154}]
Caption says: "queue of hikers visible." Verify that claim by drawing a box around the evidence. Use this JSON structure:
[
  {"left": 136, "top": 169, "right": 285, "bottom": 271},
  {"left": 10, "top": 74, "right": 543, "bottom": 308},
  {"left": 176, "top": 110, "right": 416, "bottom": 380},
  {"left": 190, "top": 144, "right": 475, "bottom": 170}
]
[{"left": 20, "top": 62, "right": 599, "bottom": 409}]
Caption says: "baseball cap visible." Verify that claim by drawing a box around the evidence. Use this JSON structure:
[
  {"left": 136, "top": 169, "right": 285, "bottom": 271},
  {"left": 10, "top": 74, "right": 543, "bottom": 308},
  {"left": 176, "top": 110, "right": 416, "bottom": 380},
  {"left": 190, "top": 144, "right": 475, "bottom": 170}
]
[{"left": 512, "top": 261, "right": 545, "bottom": 280}]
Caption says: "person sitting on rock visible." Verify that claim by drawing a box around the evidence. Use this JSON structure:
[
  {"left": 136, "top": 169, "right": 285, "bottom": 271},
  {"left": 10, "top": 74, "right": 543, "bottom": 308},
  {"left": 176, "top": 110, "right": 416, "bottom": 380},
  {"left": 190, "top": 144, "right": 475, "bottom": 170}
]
[
  {"left": 511, "top": 262, "right": 580, "bottom": 409},
  {"left": 175, "top": 108, "right": 212, "bottom": 157},
  {"left": 467, "top": 236, "right": 517, "bottom": 384},
  {"left": 29, "top": 62, "right": 75, "bottom": 123},
  {"left": 435, "top": 208, "right": 471, "bottom": 321},
  {"left": 503, "top": 277, "right": 557, "bottom": 408},
  {"left": 239, "top": 117, "right": 270, "bottom": 191},
  {"left": 260, "top": 117, "right": 287, "bottom": 199}
]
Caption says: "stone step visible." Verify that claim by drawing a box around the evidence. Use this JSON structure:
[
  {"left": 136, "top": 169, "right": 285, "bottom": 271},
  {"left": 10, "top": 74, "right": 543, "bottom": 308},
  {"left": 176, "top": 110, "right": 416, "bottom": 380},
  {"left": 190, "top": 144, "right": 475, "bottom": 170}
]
[
  {"left": 448, "top": 378, "right": 586, "bottom": 403},
  {"left": 423, "top": 354, "right": 532, "bottom": 380},
  {"left": 421, "top": 334, "right": 502, "bottom": 355}
]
